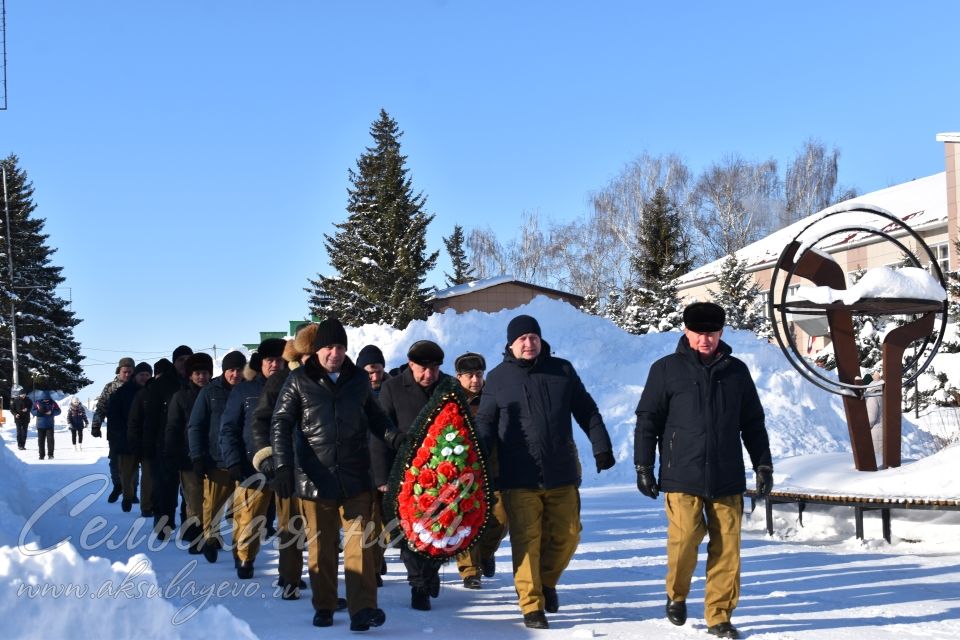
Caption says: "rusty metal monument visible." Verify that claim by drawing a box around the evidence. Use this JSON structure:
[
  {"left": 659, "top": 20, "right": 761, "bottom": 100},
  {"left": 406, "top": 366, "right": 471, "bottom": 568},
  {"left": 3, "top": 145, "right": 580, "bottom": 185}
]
[{"left": 768, "top": 204, "right": 948, "bottom": 471}]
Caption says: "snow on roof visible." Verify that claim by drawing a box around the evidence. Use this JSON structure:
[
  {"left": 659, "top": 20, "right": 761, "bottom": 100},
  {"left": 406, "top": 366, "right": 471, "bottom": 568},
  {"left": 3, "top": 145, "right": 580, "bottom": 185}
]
[
  {"left": 429, "top": 275, "right": 520, "bottom": 300},
  {"left": 678, "top": 172, "right": 948, "bottom": 287}
]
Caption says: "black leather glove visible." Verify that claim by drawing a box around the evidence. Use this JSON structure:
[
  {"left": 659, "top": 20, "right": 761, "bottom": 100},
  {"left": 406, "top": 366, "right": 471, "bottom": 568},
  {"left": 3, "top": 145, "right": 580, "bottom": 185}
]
[
  {"left": 228, "top": 464, "right": 246, "bottom": 483},
  {"left": 91, "top": 425, "right": 102, "bottom": 438},
  {"left": 595, "top": 451, "right": 615, "bottom": 473},
  {"left": 388, "top": 430, "right": 408, "bottom": 450},
  {"left": 755, "top": 465, "right": 774, "bottom": 498},
  {"left": 192, "top": 458, "right": 208, "bottom": 479},
  {"left": 259, "top": 456, "right": 277, "bottom": 481},
  {"left": 274, "top": 465, "right": 295, "bottom": 499},
  {"left": 636, "top": 465, "right": 659, "bottom": 499}
]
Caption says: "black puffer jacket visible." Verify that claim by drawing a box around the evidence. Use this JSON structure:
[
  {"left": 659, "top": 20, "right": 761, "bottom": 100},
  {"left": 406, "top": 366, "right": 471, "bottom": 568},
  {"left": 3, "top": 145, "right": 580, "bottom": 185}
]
[
  {"left": 106, "top": 379, "right": 143, "bottom": 454},
  {"left": 187, "top": 375, "right": 234, "bottom": 469},
  {"left": 634, "top": 335, "right": 771, "bottom": 499},
  {"left": 475, "top": 341, "right": 612, "bottom": 491},
  {"left": 220, "top": 375, "right": 267, "bottom": 475},
  {"left": 371, "top": 367, "right": 452, "bottom": 487},
  {"left": 128, "top": 372, "right": 187, "bottom": 460},
  {"left": 271, "top": 356, "right": 400, "bottom": 500},
  {"left": 165, "top": 383, "right": 203, "bottom": 471}
]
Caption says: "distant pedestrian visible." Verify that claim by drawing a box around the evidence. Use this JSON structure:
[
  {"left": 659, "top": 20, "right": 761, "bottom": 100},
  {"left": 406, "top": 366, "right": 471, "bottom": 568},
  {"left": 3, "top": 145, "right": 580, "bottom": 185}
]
[
  {"left": 31, "top": 390, "right": 61, "bottom": 460},
  {"left": 12, "top": 389, "right": 32, "bottom": 450},
  {"left": 67, "top": 397, "right": 89, "bottom": 450},
  {"left": 634, "top": 302, "right": 773, "bottom": 640}
]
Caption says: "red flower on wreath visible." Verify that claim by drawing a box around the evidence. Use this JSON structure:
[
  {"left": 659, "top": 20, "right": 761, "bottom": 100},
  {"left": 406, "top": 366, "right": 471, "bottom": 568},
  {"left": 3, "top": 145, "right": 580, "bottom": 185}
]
[
  {"left": 418, "top": 468, "right": 438, "bottom": 489},
  {"left": 436, "top": 460, "right": 457, "bottom": 479},
  {"left": 418, "top": 493, "right": 436, "bottom": 512}
]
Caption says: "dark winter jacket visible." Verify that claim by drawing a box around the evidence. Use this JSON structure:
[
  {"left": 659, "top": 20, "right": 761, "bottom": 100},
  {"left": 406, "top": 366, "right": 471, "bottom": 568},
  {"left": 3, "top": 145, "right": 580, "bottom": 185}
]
[
  {"left": 165, "top": 383, "right": 203, "bottom": 471},
  {"left": 125, "top": 381, "right": 153, "bottom": 457},
  {"left": 219, "top": 374, "right": 267, "bottom": 475},
  {"left": 92, "top": 377, "right": 124, "bottom": 431},
  {"left": 67, "top": 403, "right": 89, "bottom": 431},
  {"left": 128, "top": 372, "right": 187, "bottom": 460},
  {"left": 187, "top": 375, "right": 234, "bottom": 469},
  {"left": 271, "top": 356, "right": 400, "bottom": 501},
  {"left": 13, "top": 396, "right": 32, "bottom": 426},
  {"left": 31, "top": 392, "right": 61, "bottom": 430},
  {"left": 106, "top": 379, "right": 144, "bottom": 454},
  {"left": 634, "top": 335, "right": 771, "bottom": 499},
  {"left": 372, "top": 367, "right": 452, "bottom": 488},
  {"left": 250, "top": 366, "right": 291, "bottom": 461},
  {"left": 475, "top": 341, "right": 612, "bottom": 490}
]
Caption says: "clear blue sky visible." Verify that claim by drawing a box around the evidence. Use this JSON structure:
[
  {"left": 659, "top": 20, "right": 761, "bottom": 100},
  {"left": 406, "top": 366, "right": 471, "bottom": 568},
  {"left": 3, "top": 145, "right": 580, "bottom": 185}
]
[{"left": 1, "top": 1, "right": 958, "bottom": 402}]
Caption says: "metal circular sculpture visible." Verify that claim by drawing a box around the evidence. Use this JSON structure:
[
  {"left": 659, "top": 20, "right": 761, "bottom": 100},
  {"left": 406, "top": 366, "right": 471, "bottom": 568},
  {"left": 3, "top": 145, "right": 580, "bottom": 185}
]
[{"left": 767, "top": 203, "right": 949, "bottom": 398}]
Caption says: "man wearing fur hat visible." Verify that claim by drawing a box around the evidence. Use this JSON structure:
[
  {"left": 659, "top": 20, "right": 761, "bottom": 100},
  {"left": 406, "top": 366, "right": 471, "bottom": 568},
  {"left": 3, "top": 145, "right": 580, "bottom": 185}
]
[
  {"left": 634, "top": 302, "right": 773, "bottom": 640},
  {"left": 374, "top": 339, "right": 450, "bottom": 612},
  {"left": 272, "top": 318, "right": 402, "bottom": 631},
  {"left": 92, "top": 356, "right": 136, "bottom": 503},
  {"left": 475, "top": 315, "right": 615, "bottom": 629},
  {"left": 453, "top": 352, "right": 508, "bottom": 590},
  {"left": 12, "top": 388, "right": 33, "bottom": 450},
  {"left": 220, "top": 338, "right": 290, "bottom": 580},
  {"left": 188, "top": 350, "right": 246, "bottom": 563},
  {"left": 166, "top": 352, "right": 214, "bottom": 553},
  {"left": 107, "top": 361, "right": 153, "bottom": 512}
]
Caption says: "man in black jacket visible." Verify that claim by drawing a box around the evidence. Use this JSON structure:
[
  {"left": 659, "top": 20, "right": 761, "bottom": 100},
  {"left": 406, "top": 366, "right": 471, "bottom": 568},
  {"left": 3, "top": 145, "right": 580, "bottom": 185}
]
[
  {"left": 272, "top": 318, "right": 400, "bottom": 632},
  {"left": 12, "top": 388, "right": 32, "bottom": 450},
  {"left": 374, "top": 339, "right": 450, "bottom": 612},
  {"left": 475, "top": 315, "right": 615, "bottom": 630},
  {"left": 634, "top": 302, "right": 773, "bottom": 640}
]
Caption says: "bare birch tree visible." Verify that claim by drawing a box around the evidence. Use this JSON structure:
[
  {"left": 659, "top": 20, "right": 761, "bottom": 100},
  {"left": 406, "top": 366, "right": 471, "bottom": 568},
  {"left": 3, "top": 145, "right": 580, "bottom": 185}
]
[{"left": 783, "top": 138, "right": 840, "bottom": 226}]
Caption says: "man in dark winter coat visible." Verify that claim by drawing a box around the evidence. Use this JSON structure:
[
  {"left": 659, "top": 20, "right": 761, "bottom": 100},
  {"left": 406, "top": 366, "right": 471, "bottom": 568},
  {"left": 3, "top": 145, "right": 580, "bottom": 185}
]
[
  {"left": 92, "top": 357, "right": 135, "bottom": 502},
  {"left": 12, "top": 389, "right": 32, "bottom": 450},
  {"left": 188, "top": 350, "right": 246, "bottom": 562},
  {"left": 475, "top": 315, "right": 616, "bottom": 630},
  {"left": 355, "top": 343, "right": 390, "bottom": 581},
  {"left": 374, "top": 339, "right": 451, "bottom": 612},
  {"left": 166, "top": 352, "right": 213, "bottom": 553},
  {"left": 220, "top": 338, "right": 289, "bottom": 580},
  {"left": 107, "top": 361, "right": 152, "bottom": 512},
  {"left": 272, "top": 318, "right": 402, "bottom": 631},
  {"left": 129, "top": 345, "right": 193, "bottom": 539},
  {"left": 31, "top": 390, "right": 61, "bottom": 460},
  {"left": 634, "top": 302, "right": 773, "bottom": 640}
]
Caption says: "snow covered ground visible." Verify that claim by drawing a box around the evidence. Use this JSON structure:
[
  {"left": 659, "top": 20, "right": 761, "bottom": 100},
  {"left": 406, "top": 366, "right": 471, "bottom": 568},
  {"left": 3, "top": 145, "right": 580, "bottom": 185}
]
[{"left": 2, "top": 298, "right": 959, "bottom": 639}]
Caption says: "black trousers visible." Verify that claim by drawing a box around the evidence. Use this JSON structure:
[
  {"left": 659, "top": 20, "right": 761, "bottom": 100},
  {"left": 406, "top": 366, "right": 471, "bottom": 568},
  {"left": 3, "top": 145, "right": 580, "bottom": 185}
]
[
  {"left": 401, "top": 543, "right": 443, "bottom": 590},
  {"left": 37, "top": 428, "right": 55, "bottom": 458},
  {"left": 151, "top": 459, "right": 181, "bottom": 532},
  {"left": 71, "top": 428, "right": 84, "bottom": 445},
  {"left": 15, "top": 420, "right": 29, "bottom": 448}
]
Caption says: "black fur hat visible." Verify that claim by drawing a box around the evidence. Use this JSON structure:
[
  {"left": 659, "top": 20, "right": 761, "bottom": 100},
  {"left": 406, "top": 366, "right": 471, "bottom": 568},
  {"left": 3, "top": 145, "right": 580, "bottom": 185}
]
[{"left": 683, "top": 302, "right": 726, "bottom": 332}]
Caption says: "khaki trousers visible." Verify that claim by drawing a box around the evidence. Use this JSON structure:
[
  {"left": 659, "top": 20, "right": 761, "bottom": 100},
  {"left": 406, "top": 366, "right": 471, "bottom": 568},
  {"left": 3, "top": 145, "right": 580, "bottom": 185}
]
[
  {"left": 202, "top": 468, "right": 236, "bottom": 546},
  {"left": 275, "top": 495, "right": 305, "bottom": 585},
  {"left": 665, "top": 492, "right": 743, "bottom": 626},
  {"left": 179, "top": 471, "right": 204, "bottom": 529},
  {"left": 457, "top": 490, "right": 509, "bottom": 579},
  {"left": 233, "top": 483, "right": 274, "bottom": 563},
  {"left": 300, "top": 493, "right": 377, "bottom": 616},
  {"left": 119, "top": 454, "right": 152, "bottom": 513},
  {"left": 503, "top": 485, "right": 580, "bottom": 614}
]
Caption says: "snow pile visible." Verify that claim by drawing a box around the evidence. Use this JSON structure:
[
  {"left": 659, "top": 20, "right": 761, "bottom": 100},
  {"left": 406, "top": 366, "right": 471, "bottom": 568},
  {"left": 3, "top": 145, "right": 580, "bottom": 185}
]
[
  {"left": 794, "top": 266, "right": 946, "bottom": 305},
  {"left": 0, "top": 545, "right": 256, "bottom": 639}
]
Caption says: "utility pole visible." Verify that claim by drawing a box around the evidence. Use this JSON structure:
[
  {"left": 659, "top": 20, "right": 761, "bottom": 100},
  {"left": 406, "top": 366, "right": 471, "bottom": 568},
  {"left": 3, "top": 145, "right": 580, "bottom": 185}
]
[{"left": 2, "top": 163, "right": 18, "bottom": 393}]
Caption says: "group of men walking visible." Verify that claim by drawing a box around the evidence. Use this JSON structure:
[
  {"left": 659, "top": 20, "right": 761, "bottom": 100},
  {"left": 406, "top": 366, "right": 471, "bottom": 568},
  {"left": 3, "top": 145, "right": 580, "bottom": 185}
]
[{"left": 86, "top": 302, "right": 772, "bottom": 638}]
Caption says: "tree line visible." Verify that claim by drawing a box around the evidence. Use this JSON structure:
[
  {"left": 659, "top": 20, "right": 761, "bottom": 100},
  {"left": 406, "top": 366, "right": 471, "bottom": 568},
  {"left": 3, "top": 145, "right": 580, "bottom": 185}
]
[{"left": 309, "top": 110, "right": 855, "bottom": 337}]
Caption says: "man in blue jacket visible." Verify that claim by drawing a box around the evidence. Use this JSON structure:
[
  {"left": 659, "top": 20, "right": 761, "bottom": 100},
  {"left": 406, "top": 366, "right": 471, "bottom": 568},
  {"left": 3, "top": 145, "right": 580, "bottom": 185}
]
[
  {"left": 475, "top": 315, "right": 615, "bottom": 630},
  {"left": 634, "top": 302, "right": 774, "bottom": 640}
]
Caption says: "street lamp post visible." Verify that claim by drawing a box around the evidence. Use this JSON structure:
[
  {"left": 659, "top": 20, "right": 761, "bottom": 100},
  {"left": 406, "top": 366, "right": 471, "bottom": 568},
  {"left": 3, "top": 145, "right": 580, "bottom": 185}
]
[{"left": 1, "top": 163, "right": 19, "bottom": 394}]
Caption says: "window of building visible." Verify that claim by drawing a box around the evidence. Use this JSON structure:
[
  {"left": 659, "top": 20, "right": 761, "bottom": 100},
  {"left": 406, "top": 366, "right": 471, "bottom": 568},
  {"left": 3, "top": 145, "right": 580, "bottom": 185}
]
[{"left": 930, "top": 242, "right": 950, "bottom": 274}]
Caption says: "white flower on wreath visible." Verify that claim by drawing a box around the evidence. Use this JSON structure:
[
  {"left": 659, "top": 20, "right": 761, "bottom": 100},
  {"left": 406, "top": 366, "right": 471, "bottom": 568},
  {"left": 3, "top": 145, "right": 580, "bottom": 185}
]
[{"left": 444, "top": 432, "right": 457, "bottom": 442}]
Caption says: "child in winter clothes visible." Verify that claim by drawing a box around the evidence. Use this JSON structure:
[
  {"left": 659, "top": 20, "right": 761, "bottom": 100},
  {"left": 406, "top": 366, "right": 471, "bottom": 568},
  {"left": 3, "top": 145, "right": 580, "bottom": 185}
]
[
  {"left": 31, "top": 390, "right": 61, "bottom": 460},
  {"left": 67, "top": 397, "right": 89, "bottom": 450}
]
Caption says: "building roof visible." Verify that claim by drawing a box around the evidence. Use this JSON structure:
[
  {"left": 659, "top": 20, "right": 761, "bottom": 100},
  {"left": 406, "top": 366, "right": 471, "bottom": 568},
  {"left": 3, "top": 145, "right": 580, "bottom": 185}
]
[
  {"left": 429, "top": 275, "right": 583, "bottom": 303},
  {"left": 677, "top": 172, "right": 948, "bottom": 287}
]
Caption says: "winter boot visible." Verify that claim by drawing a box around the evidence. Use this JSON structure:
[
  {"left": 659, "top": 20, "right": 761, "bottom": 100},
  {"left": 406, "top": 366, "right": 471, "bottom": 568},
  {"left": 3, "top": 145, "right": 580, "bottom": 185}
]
[
  {"left": 707, "top": 622, "right": 740, "bottom": 639},
  {"left": 107, "top": 485, "right": 122, "bottom": 503},
  {"left": 312, "top": 610, "right": 333, "bottom": 627},
  {"left": 350, "top": 607, "right": 385, "bottom": 631},
  {"left": 481, "top": 556, "right": 496, "bottom": 578},
  {"left": 411, "top": 587, "right": 431, "bottom": 611},
  {"left": 666, "top": 598, "right": 687, "bottom": 626},
  {"left": 543, "top": 586, "right": 559, "bottom": 613},
  {"left": 523, "top": 611, "right": 549, "bottom": 629},
  {"left": 463, "top": 575, "right": 481, "bottom": 589}
]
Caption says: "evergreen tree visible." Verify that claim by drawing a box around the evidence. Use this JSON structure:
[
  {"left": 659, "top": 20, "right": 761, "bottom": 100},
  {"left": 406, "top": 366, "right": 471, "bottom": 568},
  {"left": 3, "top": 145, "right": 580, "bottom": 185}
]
[
  {"left": 307, "top": 110, "right": 439, "bottom": 329},
  {"left": 442, "top": 224, "right": 475, "bottom": 287},
  {"left": 0, "top": 155, "right": 90, "bottom": 395},
  {"left": 708, "top": 254, "right": 770, "bottom": 335}
]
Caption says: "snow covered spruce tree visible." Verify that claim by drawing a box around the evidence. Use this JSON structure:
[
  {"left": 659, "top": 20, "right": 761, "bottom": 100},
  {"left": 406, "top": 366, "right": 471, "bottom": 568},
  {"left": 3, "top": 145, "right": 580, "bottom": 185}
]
[
  {"left": 307, "top": 110, "right": 438, "bottom": 329},
  {"left": 618, "top": 188, "right": 691, "bottom": 334},
  {"left": 442, "top": 224, "right": 475, "bottom": 287},
  {"left": 0, "top": 155, "right": 90, "bottom": 394},
  {"left": 708, "top": 253, "right": 771, "bottom": 337}
]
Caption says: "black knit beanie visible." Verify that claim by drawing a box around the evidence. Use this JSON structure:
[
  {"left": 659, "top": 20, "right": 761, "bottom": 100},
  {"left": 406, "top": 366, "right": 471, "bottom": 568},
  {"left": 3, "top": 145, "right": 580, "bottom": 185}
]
[
  {"left": 154, "top": 358, "right": 173, "bottom": 377},
  {"left": 506, "top": 315, "right": 542, "bottom": 346},
  {"left": 312, "top": 318, "right": 348, "bottom": 350},
  {"left": 221, "top": 350, "right": 247, "bottom": 372},
  {"left": 356, "top": 345, "right": 386, "bottom": 369},
  {"left": 134, "top": 361, "right": 153, "bottom": 376},
  {"left": 172, "top": 345, "right": 194, "bottom": 361}
]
